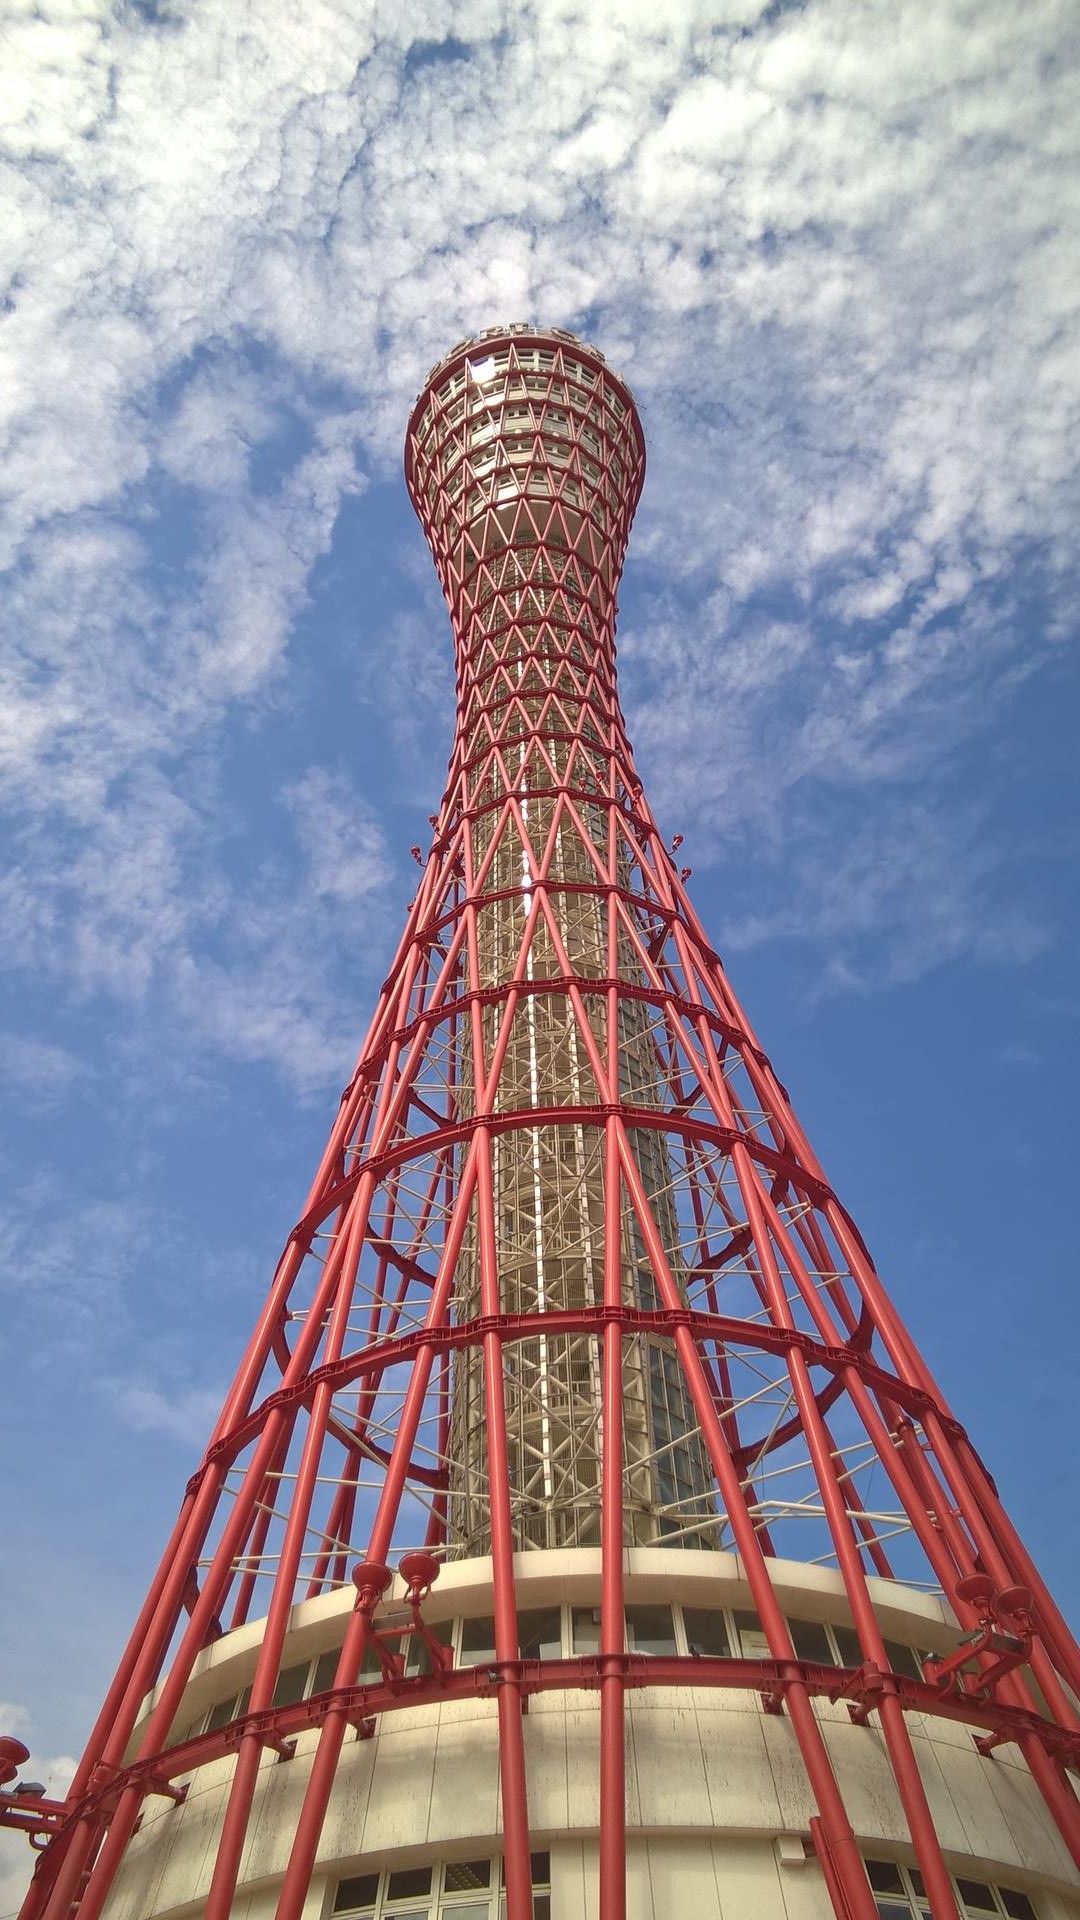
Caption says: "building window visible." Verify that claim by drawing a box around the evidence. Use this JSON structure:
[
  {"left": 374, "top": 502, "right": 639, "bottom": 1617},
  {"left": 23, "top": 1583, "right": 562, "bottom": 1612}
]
[
  {"left": 518, "top": 1609, "right": 563, "bottom": 1662},
  {"left": 882, "top": 1639, "right": 925, "bottom": 1682},
  {"left": 272, "top": 1662, "right": 310, "bottom": 1708},
  {"left": 460, "top": 1616, "right": 497, "bottom": 1668},
  {"left": 865, "top": 1859, "right": 1038, "bottom": 1920},
  {"left": 313, "top": 1648, "right": 344, "bottom": 1693},
  {"left": 332, "top": 1852, "right": 551, "bottom": 1918},
  {"left": 405, "top": 1618, "right": 454, "bottom": 1678},
  {"left": 334, "top": 1872, "right": 380, "bottom": 1917},
  {"left": 168, "top": 1603, "right": 937, "bottom": 1749},
  {"left": 625, "top": 1606, "right": 677, "bottom": 1658},
  {"left": 732, "top": 1609, "right": 771, "bottom": 1659},
  {"left": 834, "top": 1623, "right": 863, "bottom": 1669},
  {"left": 204, "top": 1686, "right": 250, "bottom": 1732},
  {"left": 682, "top": 1607, "right": 731, "bottom": 1660},
  {"left": 571, "top": 1607, "right": 600, "bottom": 1655},
  {"left": 789, "top": 1617, "right": 834, "bottom": 1664}
]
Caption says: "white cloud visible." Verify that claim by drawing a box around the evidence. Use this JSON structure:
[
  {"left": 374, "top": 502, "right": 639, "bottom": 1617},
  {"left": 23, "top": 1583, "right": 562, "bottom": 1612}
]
[
  {"left": 283, "top": 766, "right": 391, "bottom": 905},
  {"left": 0, "top": 0, "right": 1074, "bottom": 1013},
  {"left": 716, "top": 797, "right": 1052, "bottom": 995},
  {"left": 0, "top": 1700, "right": 76, "bottom": 1920},
  {"left": 100, "top": 1378, "right": 225, "bottom": 1448},
  {"left": 0, "top": 1032, "right": 86, "bottom": 1112},
  {"left": 995, "top": 1041, "right": 1041, "bottom": 1069},
  {"left": 357, "top": 607, "right": 455, "bottom": 767},
  {"left": 156, "top": 362, "right": 281, "bottom": 495},
  {"left": 0, "top": 1174, "right": 148, "bottom": 1349}
]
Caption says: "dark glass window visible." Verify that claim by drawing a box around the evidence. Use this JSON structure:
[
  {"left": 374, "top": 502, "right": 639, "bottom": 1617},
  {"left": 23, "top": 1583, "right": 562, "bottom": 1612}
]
[
  {"left": 789, "top": 1617, "right": 834, "bottom": 1665},
  {"left": 333, "top": 1872, "right": 379, "bottom": 1913},
  {"left": 318, "top": 1643, "right": 381, "bottom": 1687},
  {"left": 502, "top": 1852, "right": 551, "bottom": 1888},
  {"left": 312, "top": 1648, "right": 341, "bottom": 1693},
  {"left": 626, "top": 1605, "right": 676, "bottom": 1657},
  {"left": 572, "top": 1607, "right": 601, "bottom": 1654},
  {"left": 732, "top": 1609, "right": 770, "bottom": 1658},
  {"left": 272, "top": 1662, "right": 309, "bottom": 1708},
  {"left": 833, "top": 1624, "right": 863, "bottom": 1668},
  {"left": 205, "top": 1686, "right": 250, "bottom": 1733},
  {"left": 683, "top": 1607, "right": 730, "bottom": 1659},
  {"left": 204, "top": 1696, "right": 233, "bottom": 1734},
  {"left": 957, "top": 1882, "right": 996, "bottom": 1914},
  {"left": 460, "top": 1616, "right": 497, "bottom": 1667},
  {"left": 445, "top": 1859, "right": 491, "bottom": 1891},
  {"left": 518, "top": 1609, "right": 562, "bottom": 1661},
  {"left": 883, "top": 1640, "right": 924, "bottom": 1682},
  {"left": 409, "top": 1618, "right": 454, "bottom": 1678},
  {"left": 867, "top": 1861, "right": 905, "bottom": 1894},
  {"left": 386, "top": 1865, "right": 433, "bottom": 1899},
  {"left": 1000, "top": 1892, "right": 1037, "bottom": 1920}
]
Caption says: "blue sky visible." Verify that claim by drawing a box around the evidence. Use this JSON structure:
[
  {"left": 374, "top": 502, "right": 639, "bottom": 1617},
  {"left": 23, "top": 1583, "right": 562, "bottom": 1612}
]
[{"left": 1, "top": 0, "right": 1079, "bottom": 1905}]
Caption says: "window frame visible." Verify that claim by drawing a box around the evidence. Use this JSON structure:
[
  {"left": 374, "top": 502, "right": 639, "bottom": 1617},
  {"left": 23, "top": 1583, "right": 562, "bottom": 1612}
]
[
  {"left": 865, "top": 1858, "right": 1039, "bottom": 1920},
  {"left": 331, "top": 1852, "right": 551, "bottom": 1919},
  {"left": 172, "top": 1600, "right": 940, "bottom": 1746}
]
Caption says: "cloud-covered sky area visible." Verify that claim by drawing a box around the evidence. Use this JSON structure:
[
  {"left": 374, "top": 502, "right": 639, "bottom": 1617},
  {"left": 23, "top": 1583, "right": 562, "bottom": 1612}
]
[{"left": 1, "top": 0, "right": 1078, "bottom": 1903}]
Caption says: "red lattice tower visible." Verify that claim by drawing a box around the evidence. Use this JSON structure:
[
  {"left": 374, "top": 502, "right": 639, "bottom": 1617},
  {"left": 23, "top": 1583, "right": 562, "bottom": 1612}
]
[{"left": 8, "top": 326, "right": 1080, "bottom": 1920}]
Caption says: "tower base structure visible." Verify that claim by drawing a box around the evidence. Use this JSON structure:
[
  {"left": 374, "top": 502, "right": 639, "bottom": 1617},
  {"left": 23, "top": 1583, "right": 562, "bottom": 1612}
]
[{"left": 98, "top": 1552, "right": 1080, "bottom": 1920}]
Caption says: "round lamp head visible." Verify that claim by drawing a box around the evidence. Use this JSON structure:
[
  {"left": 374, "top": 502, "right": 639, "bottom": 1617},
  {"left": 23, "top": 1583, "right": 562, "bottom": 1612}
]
[
  {"left": 955, "top": 1573, "right": 995, "bottom": 1608},
  {"left": 350, "top": 1560, "right": 393, "bottom": 1603},
  {"left": 995, "top": 1585, "right": 1034, "bottom": 1619},
  {"left": 398, "top": 1551, "right": 441, "bottom": 1600}
]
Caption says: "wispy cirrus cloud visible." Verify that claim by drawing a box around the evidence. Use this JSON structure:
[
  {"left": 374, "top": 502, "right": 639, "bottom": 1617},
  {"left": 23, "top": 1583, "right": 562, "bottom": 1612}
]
[
  {"left": 0, "top": 1032, "right": 87, "bottom": 1114},
  {"left": 99, "top": 1378, "right": 227, "bottom": 1449},
  {"left": 0, "top": 0, "right": 1076, "bottom": 1024}
]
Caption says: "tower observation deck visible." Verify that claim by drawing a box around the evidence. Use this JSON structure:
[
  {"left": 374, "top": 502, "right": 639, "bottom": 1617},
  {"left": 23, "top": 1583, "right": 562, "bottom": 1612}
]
[{"left": 9, "top": 326, "right": 1080, "bottom": 1920}]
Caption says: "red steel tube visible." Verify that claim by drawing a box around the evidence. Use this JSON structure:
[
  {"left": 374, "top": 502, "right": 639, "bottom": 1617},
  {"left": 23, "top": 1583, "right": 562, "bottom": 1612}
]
[
  {"left": 476, "top": 1127, "right": 534, "bottom": 1920},
  {"left": 614, "top": 1122, "right": 878, "bottom": 1920},
  {"left": 271, "top": 1143, "right": 481, "bottom": 1920}
]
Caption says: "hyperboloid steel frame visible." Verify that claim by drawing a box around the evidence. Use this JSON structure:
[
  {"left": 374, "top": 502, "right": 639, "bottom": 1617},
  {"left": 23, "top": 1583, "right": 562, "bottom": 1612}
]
[{"left": 8, "top": 326, "right": 1080, "bottom": 1920}]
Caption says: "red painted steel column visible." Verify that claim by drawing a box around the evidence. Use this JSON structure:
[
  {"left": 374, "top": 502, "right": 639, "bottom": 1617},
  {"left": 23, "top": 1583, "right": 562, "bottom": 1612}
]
[
  {"left": 599, "top": 1122, "right": 627, "bottom": 1920},
  {"left": 599, "top": 839, "right": 627, "bottom": 1920},
  {"left": 476, "top": 1125, "right": 534, "bottom": 1920},
  {"left": 271, "top": 1146, "right": 481, "bottom": 1920},
  {"left": 723, "top": 1132, "right": 961, "bottom": 1919},
  {"left": 203, "top": 1190, "right": 376, "bottom": 1920},
  {"left": 614, "top": 1124, "right": 878, "bottom": 1920}
]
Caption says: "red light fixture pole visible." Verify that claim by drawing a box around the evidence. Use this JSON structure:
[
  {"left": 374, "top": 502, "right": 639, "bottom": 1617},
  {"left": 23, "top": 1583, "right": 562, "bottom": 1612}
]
[{"left": 9, "top": 326, "right": 1080, "bottom": 1920}]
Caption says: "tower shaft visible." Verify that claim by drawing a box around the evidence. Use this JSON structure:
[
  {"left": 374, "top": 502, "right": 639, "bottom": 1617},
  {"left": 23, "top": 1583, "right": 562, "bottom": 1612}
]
[{"left": 425, "top": 336, "right": 710, "bottom": 1553}]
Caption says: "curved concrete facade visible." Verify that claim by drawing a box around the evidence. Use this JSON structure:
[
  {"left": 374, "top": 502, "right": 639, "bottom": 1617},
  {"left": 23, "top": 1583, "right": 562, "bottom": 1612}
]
[{"left": 102, "top": 1552, "right": 1080, "bottom": 1920}]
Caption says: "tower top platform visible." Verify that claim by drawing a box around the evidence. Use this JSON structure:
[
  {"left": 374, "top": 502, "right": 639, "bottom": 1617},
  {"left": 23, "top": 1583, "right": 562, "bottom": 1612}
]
[
  {"left": 404, "top": 321, "right": 646, "bottom": 585},
  {"left": 414, "top": 321, "right": 631, "bottom": 398}
]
